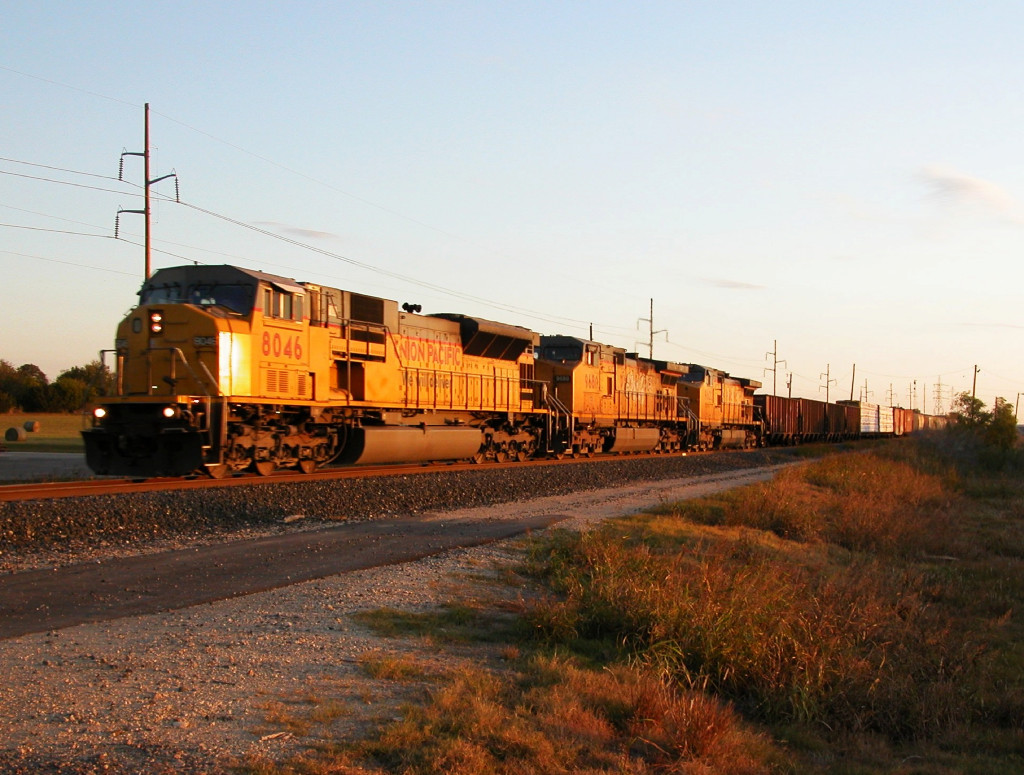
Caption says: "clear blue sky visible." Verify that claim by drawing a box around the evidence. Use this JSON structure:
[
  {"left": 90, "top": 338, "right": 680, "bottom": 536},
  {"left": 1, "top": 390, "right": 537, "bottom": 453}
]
[{"left": 2, "top": 1, "right": 1022, "bottom": 412}]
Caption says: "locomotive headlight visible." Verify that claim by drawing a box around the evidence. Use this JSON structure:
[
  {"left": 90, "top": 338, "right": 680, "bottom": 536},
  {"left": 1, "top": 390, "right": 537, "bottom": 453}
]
[
  {"left": 93, "top": 407, "right": 107, "bottom": 419},
  {"left": 162, "top": 406, "right": 180, "bottom": 419},
  {"left": 149, "top": 311, "right": 164, "bottom": 335}
]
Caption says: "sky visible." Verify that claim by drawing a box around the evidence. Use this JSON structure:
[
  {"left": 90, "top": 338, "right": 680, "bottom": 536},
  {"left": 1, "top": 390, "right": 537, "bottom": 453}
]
[{"left": 2, "top": 1, "right": 1022, "bottom": 414}]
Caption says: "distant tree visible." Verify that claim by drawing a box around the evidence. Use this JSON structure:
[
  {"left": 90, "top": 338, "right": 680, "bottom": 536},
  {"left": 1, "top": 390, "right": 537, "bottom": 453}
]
[
  {"left": 0, "top": 390, "right": 14, "bottom": 414},
  {"left": 16, "top": 363, "right": 47, "bottom": 387},
  {"left": 19, "top": 383, "right": 55, "bottom": 412},
  {"left": 950, "top": 391, "right": 990, "bottom": 430},
  {"left": 57, "top": 360, "right": 114, "bottom": 403},
  {"left": 986, "top": 398, "right": 1019, "bottom": 451},
  {"left": 47, "top": 378, "right": 86, "bottom": 412},
  {"left": 0, "top": 360, "right": 19, "bottom": 402}
]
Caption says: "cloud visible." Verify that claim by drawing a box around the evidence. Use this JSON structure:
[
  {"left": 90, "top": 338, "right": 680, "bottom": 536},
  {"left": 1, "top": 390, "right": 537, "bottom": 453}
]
[
  {"left": 701, "top": 277, "right": 766, "bottom": 290},
  {"left": 963, "top": 322, "right": 1024, "bottom": 330},
  {"left": 919, "top": 165, "right": 1024, "bottom": 225},
  {"left": 253, "top": 221, "right": 341, "bottom": 241}
]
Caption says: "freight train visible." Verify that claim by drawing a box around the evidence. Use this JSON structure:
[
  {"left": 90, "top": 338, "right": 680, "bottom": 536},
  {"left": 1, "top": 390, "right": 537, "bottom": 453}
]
[{"left": 82, "top": 264, "right": 946, "bottom": 477}]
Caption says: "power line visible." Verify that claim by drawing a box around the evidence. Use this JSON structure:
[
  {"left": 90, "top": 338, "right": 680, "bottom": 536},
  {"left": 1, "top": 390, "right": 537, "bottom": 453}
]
[
  {"left": 0, "top": 248, "right": 137, "bottom": 277},
  {"left": 0, "top": 65, "right": 136, "bottom": 106},
  {"left": 0, "top": 155, "right": 122, "bottom": 181},
  {"left": 171, "top": 196, "right": 597, "bottom": 329},
  {"left": 0, "top": 168, "right": 138, "bottom": 197},
  {"left": 0, "top": 222, "right": 113, "bottom": 239}
]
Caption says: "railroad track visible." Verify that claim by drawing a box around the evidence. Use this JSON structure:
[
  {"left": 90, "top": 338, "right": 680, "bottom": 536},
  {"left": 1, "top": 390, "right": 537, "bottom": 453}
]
[{"left": 0, "top": 452, "right": 682, "bottom": 502}]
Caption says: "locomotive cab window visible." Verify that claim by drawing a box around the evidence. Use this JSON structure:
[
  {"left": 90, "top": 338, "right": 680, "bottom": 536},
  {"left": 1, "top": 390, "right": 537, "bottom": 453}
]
[
  {"left": 139, "top": 282, "right": 182, "bottom": 305},
  {"left": 263, "top": 287, "right": 304, "bottom": 321},
  {"left": 186, "top": 283, "right": 253, "bottom": 314},
  {"left": 541, "top": 345, "right": 581, "bottom": 362}
]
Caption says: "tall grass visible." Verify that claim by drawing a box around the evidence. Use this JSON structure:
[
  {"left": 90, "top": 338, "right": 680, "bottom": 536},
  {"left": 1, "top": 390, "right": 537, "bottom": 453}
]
[
  {"left": 525, "top": 446, "right": 1002, "bottom": 742},
  {"left": 359, "top": 656, "right": 776, "bottom": 774}
]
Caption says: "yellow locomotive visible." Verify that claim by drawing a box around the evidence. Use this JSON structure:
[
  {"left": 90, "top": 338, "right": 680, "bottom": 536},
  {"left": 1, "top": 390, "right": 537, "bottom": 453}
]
[
  {"left": 676, "top": 365, "right": 761, "bottom": 449},
  {"left": 83, "top": 264, "right": 544, "bottom": 477},
  {"left": 534, "top": 336, "right": 692, "bottom": 455}
]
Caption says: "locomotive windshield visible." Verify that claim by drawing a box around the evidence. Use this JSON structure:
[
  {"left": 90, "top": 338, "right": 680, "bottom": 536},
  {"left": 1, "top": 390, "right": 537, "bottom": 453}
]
[
  {"left": 139, "top": 282, "right": 255, "bottom": 315},
  {"left": 540, "top": 345, "right": 582, "bottom": 362}
]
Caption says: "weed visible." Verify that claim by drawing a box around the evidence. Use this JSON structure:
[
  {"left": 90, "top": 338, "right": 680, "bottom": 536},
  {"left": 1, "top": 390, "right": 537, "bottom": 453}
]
[{"left": 359, "top": 650, "right": 429, "bottom": 681}]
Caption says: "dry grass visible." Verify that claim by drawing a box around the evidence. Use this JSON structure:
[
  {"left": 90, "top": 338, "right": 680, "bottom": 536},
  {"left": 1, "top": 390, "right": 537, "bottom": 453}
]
[
  {"left": 359, "top": 650, "right": 431, "bottom": 681},
  {"left": 244, "top": 440, "right": 1024, "bottom": 774},
  {"left": 359, "top": 656, "right": 777, "bottom": 774}
]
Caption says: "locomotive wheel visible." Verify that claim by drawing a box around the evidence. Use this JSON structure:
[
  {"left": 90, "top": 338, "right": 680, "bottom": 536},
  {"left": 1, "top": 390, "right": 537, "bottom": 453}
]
[
  {"left": 298, "top": 459, "right": 317, "bottom": 474},
  {"left": 254, "top": 460, "right": 276, "bottom": 476},
  {"left": 205, "top": 464, "right": 230, "bottom": 480}
]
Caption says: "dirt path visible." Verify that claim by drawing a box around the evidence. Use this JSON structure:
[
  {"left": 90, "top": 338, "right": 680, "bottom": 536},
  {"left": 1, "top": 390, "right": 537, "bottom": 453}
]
[{"left": 0, "top": 511, "right": 568, "bottom": 639}]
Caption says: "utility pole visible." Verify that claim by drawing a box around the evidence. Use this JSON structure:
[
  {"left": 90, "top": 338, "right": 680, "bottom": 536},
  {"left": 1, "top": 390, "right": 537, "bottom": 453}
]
[
  {"left": 786, "top": 372, "right": 793, "bottom": 398},
  {"left": 820, "top": 364, "right": 836, "bottom": 403},
  {"left": 1016, "top": 392, "right": 1021, "bottom": 423},
  {"left": 765, "top": 340, "right": 786, "bottom": 397},
  {"left": 971, "top": 365, "right": 979, "bottom": 402},
  {"left": 849, "top": 363, "right": 856, "bottom": 401},
  {"left": 116, "top": 103, "right": 179, "bottom": 281},
  {"left": 637, "top": 299, "right": 666, "bottom": 359}
]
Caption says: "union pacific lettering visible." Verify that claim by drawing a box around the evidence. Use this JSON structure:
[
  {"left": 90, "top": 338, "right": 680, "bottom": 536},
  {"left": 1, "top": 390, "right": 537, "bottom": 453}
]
[{"left": 397, "top": 335, "right": 464, "bottom": 368}]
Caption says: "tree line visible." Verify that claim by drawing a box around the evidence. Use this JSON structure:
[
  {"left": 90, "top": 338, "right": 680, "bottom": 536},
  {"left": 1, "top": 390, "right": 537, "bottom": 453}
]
[
  {"left": 0, "top": 360, "right": 114, "bottom": 414},
  {"left": 949, "top": 390, "right": 1019, "bottom": 454}
]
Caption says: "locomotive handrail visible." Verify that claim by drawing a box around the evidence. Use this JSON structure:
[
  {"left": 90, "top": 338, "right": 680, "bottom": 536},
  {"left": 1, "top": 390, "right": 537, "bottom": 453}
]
[
  {"left": 540, "top": 385, "right": 574, "bottom": 452},
  {"left": 145, "top": 346, "right": 213, "bottom": 401},
  {"left": 676, "top": 396, "right": 701, "bottom": 447},
  {"left": 400, "top": 367, "right": 537, "bottom": 414}
]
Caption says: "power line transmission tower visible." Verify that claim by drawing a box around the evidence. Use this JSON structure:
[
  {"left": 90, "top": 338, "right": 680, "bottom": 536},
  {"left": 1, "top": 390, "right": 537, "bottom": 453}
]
[{"left": 932, "top": 377, "right": 946, "bottom": 415}]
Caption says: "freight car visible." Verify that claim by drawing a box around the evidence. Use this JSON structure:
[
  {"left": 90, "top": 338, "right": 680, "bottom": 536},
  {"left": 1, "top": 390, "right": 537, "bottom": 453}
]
[{"left": 82, "top": 263, "right": 950, "bottom": 478}]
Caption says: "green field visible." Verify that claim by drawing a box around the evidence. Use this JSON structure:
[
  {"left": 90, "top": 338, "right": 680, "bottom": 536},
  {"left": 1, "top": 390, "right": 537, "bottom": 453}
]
[{"left": 1, "top": 412, "right": 88, "bottom": 453}]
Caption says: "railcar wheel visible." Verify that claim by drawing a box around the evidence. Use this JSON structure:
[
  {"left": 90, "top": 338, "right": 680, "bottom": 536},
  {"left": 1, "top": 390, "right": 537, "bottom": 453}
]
[
  {"left": 205, "top": 464, "right": 229, "bottom": 480},
  {"left": 254, "top": 461, "right": 276, "bottom": 476},
  {"left": 298, "top": 460, "right": 317, "bottom": 474}
]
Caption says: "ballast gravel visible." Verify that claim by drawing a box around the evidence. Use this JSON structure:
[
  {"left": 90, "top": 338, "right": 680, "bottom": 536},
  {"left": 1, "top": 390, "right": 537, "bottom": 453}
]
[{"left": 0, "top": 451, "right": 799, "bottom": 773}]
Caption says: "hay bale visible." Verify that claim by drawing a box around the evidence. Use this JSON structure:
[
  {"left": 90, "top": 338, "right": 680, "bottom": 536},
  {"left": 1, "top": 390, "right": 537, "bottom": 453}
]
[
  {"left": 5, "top": 427, "right": 26, "bottom": 442},
  {"left": 23, "top": 420, "right": 40, "bottom": 433}
]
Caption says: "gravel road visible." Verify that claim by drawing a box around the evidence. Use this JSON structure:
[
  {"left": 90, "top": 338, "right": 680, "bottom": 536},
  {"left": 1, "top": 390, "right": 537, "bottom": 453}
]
[{"left": 0, "top": 454, "right": 796, "bottom": 773}]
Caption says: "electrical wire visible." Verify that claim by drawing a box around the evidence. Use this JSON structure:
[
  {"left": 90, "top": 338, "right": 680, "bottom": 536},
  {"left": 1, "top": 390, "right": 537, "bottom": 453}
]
[{"left": 0, "top": 168, "right": 138, "bottom": 197}]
